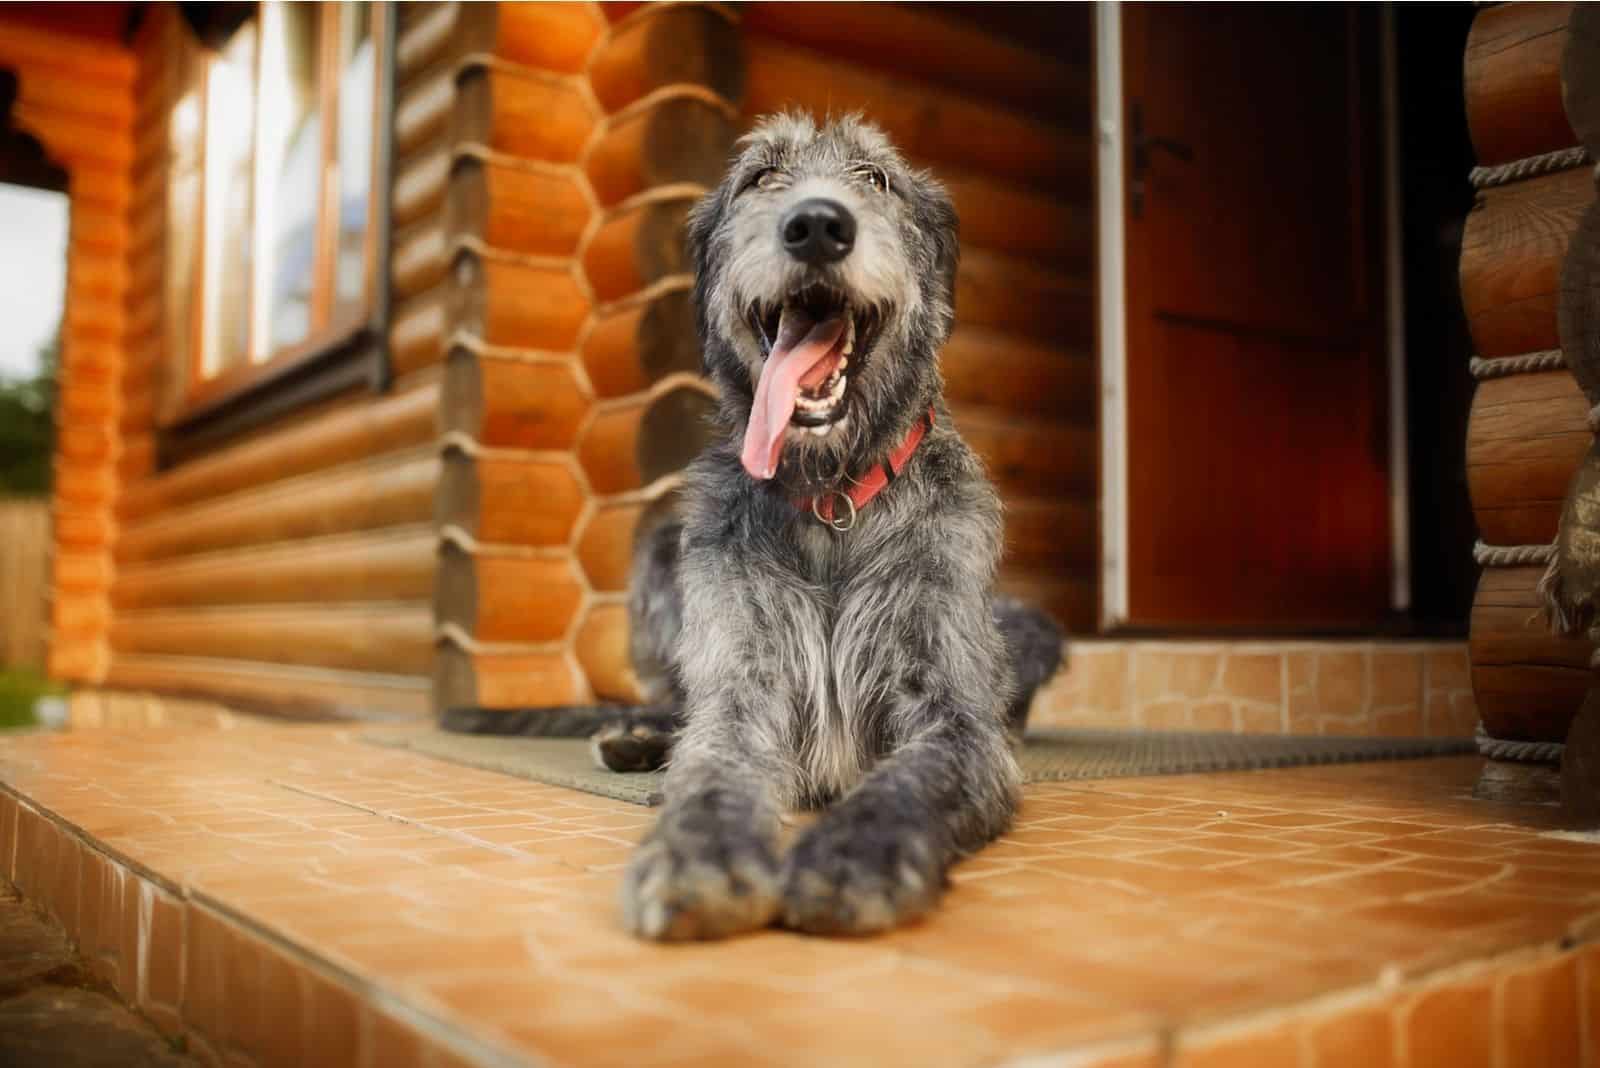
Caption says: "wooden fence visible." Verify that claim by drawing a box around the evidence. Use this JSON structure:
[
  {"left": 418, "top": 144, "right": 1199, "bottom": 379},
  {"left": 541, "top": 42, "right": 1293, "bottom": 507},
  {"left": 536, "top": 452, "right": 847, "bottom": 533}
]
[{"left": 0, "top": 499, "right": 50, "bottom": 668}]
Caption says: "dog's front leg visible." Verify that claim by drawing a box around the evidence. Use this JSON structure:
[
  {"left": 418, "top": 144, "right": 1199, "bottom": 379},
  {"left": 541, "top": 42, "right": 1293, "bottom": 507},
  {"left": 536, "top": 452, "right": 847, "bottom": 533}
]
[
  {"left": 781, "top": 713, "right": 1019, "bottom": 935},
  {"left": 621, "top": 708, "right": 789, "bottom": 940}
]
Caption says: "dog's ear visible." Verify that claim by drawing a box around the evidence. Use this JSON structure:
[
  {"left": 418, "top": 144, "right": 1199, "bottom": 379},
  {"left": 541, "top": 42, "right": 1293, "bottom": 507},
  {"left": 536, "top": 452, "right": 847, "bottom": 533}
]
[
  {"left": 684, "top": 186, "right": 725, "bottom": 352},
  {"left": 912, "top": 172, "right": 960, "bottom": 322}
]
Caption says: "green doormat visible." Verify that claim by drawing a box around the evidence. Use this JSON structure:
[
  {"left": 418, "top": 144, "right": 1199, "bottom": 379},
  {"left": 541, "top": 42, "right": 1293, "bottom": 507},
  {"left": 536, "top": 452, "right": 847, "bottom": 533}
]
[{"left": 363, "top": 728, "right": 1476, "bottom": 807}]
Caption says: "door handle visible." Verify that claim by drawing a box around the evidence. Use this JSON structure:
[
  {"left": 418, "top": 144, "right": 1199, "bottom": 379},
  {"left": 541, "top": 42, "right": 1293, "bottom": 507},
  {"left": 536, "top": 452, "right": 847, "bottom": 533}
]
[{"left": 1130, "top": 101, "right": 1193, "bottom": 219}]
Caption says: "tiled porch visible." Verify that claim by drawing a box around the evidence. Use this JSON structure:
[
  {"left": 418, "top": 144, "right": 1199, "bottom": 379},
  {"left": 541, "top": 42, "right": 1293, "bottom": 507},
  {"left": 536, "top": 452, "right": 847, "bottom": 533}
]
[{"left": 1, "top": 709, "right": 1597, "bottom": 1067}]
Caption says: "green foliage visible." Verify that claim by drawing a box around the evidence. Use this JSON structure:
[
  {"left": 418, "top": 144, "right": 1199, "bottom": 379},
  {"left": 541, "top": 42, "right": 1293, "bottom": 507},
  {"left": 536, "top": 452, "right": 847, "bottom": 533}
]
[
  {"left": 0, "top": 332, "right": 57, "bottom": 495},
  {"left": 0, "top": 667, "right": 59, "bottom": 730}
]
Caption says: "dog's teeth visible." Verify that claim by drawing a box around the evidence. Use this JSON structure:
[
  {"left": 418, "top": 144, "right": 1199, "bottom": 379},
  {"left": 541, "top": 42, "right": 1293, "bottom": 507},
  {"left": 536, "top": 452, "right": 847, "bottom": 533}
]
[{"left": 808, "top": 423, "right": 829, "bottom": 436}]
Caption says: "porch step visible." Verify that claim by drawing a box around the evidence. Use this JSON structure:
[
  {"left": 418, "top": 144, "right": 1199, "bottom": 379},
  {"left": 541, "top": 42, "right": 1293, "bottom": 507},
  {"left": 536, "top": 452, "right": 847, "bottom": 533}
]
[{"left": 0, "top": 721, "right": 1596, "bottom": 1067}]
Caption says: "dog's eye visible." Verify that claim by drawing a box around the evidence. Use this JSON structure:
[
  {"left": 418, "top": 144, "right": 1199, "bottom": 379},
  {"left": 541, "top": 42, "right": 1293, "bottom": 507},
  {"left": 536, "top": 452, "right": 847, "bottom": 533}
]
[
  {"left": 745, "top": 167, "right": 784, "bottom": 194},
  {"left": 862, "top": 165, "right": 890, "bottom": 194}
]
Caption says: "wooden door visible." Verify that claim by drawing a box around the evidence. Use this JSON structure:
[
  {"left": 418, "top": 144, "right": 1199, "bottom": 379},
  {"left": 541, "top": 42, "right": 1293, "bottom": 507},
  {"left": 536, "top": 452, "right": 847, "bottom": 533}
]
[{"left": 1112, "top": 3, "right": 1392, "bottom": 629}]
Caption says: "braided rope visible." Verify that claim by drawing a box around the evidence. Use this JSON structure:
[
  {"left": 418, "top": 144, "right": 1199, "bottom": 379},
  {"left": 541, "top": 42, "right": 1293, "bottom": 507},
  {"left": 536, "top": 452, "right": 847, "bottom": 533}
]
[
  {"left": 1471, "top": 146, "right": 1592, "bottom": 190},
  {"left": 1469, "top": 350, "right": 1567, "bottom": 379},
  {"left": 1476, "top": 726, "right": 1565, "bottom": 764},
  {"left": 1473, "top": 540, "right": 1556, "bottom": 567}
]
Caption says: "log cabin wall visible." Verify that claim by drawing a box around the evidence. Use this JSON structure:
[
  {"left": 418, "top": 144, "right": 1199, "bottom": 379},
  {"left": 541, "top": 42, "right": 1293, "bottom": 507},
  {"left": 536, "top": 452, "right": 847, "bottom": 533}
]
[
  {"left": 1461, "top": 3, "right": 1595, "bottom": 745},
  {"left": 0, "top": 18, "right": 135, "bottom": 686},
  {"left": 93, "top": 3, "right": 457, "bottom": 717},
  {"left": 431, "top": 2, "right": 1094, "bottom": 714}
]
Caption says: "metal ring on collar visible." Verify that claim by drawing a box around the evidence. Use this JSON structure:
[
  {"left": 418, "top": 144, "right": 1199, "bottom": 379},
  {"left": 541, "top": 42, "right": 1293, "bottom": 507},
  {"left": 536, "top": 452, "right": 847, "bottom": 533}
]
[{"left": 812, "top": 491, "right": 856, "bottom": 532}]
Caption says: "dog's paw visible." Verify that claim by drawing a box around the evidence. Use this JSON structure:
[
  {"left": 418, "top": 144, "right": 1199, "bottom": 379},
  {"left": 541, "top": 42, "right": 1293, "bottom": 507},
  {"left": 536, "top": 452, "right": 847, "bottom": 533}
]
[
  {"left": 591, "top": 722, "right": 673, "bottom": 772},
  {"left": 779, "top": 821, "right": 948, "bottom": 935},
  {"left": 620, "top": 821, "right": 781, "bottom": 941}
]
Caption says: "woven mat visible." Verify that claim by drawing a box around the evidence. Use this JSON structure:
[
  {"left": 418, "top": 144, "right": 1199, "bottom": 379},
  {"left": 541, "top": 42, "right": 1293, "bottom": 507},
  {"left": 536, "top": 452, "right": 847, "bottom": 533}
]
[{"left": 363, "top": 728, "right": 1475, "bottom": 808}]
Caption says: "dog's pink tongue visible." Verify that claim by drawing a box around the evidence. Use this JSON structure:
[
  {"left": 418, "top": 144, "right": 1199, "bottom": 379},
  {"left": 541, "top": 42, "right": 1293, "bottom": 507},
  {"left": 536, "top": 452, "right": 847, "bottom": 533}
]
[{"left": 741, "top": 312, "right": 847, "bottom": 480}]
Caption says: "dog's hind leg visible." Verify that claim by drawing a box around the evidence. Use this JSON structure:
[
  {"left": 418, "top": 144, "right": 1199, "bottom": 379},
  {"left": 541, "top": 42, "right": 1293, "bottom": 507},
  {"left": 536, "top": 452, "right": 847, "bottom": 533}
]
[{"left": 992, "top": 596, "right": 1065, "bottom": 738}]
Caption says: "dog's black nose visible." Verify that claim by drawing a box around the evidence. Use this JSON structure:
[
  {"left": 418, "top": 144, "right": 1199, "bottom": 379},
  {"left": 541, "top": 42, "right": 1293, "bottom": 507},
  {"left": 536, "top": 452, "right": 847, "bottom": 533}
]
[{"left": 780, "top": 198, "right": 856, "bottom": 264}]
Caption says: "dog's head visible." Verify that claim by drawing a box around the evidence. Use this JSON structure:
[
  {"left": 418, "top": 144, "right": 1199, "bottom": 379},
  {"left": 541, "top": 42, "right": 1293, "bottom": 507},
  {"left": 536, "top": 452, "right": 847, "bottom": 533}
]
[{"left": 687, "top": 113, "right": 958, "bottom": 486}]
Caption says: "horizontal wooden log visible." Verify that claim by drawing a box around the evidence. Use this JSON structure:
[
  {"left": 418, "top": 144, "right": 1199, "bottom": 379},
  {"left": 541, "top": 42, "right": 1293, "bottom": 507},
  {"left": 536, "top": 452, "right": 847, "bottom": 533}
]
[
  {"left": 390, "top": 291, "right": 449, "bottom": 377},
  {"left": 395, "top": 143, "right": 449, "bottom": 228},
  {"left": 449, "top": 253, "right": 590, "bottom": 351},
  {"left": 581, "top": 288, "right": 700, "bottom": 398},
  {"left": 68, "top": 165, "right": 131, "bottom": 211},
  {"left": 53, "top": 507, "right": 114, "bottom": 551},
  {"left": 443, "top": 348, "right": 588, "bottom": 450},
  {"left": 56, "top": 378, "right": 120, "bottom": 424},
  {"left": 67, "top": 203, "right": 129, "bottom": 254},
  {"left": 435, "top": 643, "right": 586, "bottom": 709},
  {"left": 54, "top": 551, "right": 112, "bottom": 595},
  {"left": 1460, "top": 166, "right": 1590, "bottom": 359},
  {"left": 117, "top": 451, "right": 439, "bottom": 564},
  {"left": 0, "top": 22, "right": 135, "bottom": 87},
  {"left": 117, "top": 433, "right": 156, "bottom": 483},
  {"left": 459, "top": 2, "right": 602, "bottom": 75},
  {"left": 995, "top": 568, "right": 1096, "bottom": 633},
  {"left": 588, "top": 5, "right": 742, "bottom": 113},
  {"left": 112, "top": 527, "right": 437, "bottom": 610},
  {"left": 51, "top": 593, "right": 110, "bottom": 639},
  {"left": 7, "top": 58, "right": 135, "bottom": 127},
  {"left": 577, "top": 488, "right": 676, "bottom": 593},
  {"left": 955, "top": 405, "right": 1096, "bottom": 498},
  {"left": 119, "top": 381, "right": 439, "bottom": 521},
  {"left": 1470, "top": 565, "right": 1590, "bottom": 742},
  {"left": 446, "top": 155, "right": 590, "bottom": 256},
  {"left": 585, "top": 97, "right": 736, "bottom": 206},
  {"left": 1003, "top": 496, "right": 1097, "bottom": 573},
  {"left": 1466, "top": 371, "right": 1590, "bottom": 545},
  {"left": 437, "top": 451, "right": 586, "bottom": 546},
  {"left": 53, "top": 461, "right": 115, "bottom": 510},
  {"left": 575, "top": 601, "right": 643, "bottom": 701},
  {"left": 942, "top": 170, "right": 1091, "bottom": 268},
  {"left": 396, "top": 69, "right": 453, "bottom": 156},
  {"left": 55, "top": 423, "right": 115, "bottom": 465},
  {"left": 435, "top": 544, "right": 583, "bottom": 642},
  {"left": 394, "top": 221, "right": 449, "bottom": 299},
  {"left": 743, "top": 3, "right": 1086, "bottom": 122},
  {"left": 49, "top": 639, "right": 107, "bottom": 684},
  {"left": 109, "top": 604, "right": 435, "bottom": 676},
  {"left": 453, "top": 64, "right": 595, "bottom": 164},
  {"left": 579, "top": 384, "right": 717, "bottom": 494},
  {"left": 940, "top": 329, "right": 1093, "bottom": 422},
  {"left": 12, "top": 104, "right": 132, "bottom": 172},
  {"left": 106, "top": 655, "right": 432, "bottom": 720},
  {"left": 582, "top": 199, "right": 691, "bottom": 302},
  {"left": 1465, "top": 2, "right": 1575, "bottom": 166},
  {"left": 741, "top": 34, "right": 1090, "bottom": 190},
  {"left": 957, "top": 249, "right": 1093, "bottom": 344}
]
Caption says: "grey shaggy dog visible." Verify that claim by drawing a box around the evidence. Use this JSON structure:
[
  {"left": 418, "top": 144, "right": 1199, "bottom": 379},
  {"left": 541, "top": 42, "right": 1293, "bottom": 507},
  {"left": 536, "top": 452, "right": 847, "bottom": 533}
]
[{"left": 446, "top": 114, "right": 1064, "bottom": 939}]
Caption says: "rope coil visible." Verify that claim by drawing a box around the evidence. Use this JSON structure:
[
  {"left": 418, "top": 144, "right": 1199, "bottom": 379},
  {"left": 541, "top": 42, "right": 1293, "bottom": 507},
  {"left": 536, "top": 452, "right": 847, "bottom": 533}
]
[
  {"left": 1473, "top": 540, "right": 1556, "bottom": 567},
  {"left": 1476, "top": 726, "right": 1565, "bottom": 764},
  {"left": 1469, "top": 350, "right": 1567, "bottom": 379},
  {"left": 1471, "top": 146, "right": 1592, "bottom": 190}
]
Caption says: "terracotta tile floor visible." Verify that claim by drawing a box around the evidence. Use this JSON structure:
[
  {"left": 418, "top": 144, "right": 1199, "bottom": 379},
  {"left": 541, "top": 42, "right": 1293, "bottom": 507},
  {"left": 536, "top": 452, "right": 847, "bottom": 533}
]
[{"left": 2, "top": 724, "right": 1599, "bottom": 1067}]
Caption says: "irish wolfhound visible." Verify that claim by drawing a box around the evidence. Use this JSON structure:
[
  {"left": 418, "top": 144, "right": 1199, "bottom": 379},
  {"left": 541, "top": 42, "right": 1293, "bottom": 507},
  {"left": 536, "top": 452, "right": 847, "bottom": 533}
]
[{"left": 446, "top": 114, "right": 1063, "bottom": 939}]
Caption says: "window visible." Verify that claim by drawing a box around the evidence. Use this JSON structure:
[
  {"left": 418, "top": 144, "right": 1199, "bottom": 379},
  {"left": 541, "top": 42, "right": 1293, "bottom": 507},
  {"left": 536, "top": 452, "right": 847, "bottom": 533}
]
[{"left": 163, "top": 2, "right": 391, "bottom": 443}]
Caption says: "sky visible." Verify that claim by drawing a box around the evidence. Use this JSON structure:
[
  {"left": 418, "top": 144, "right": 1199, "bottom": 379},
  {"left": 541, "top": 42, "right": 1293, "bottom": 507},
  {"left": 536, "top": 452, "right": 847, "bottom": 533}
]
[{"left": 0, "top": 183, "right": 69, "bottom": 382}]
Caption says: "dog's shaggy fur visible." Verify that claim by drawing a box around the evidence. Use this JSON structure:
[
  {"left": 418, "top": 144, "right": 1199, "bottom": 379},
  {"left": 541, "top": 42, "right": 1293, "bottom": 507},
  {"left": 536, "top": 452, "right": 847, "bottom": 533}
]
[{"left": 446, "top": 114, "right": 1063, "bottom": 939}]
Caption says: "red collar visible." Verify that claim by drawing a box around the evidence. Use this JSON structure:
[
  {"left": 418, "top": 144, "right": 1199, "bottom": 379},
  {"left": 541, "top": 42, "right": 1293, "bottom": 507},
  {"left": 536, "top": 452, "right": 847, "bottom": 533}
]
[{"left": 794, "top": 408, "right": 935, "bottom": 531}]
